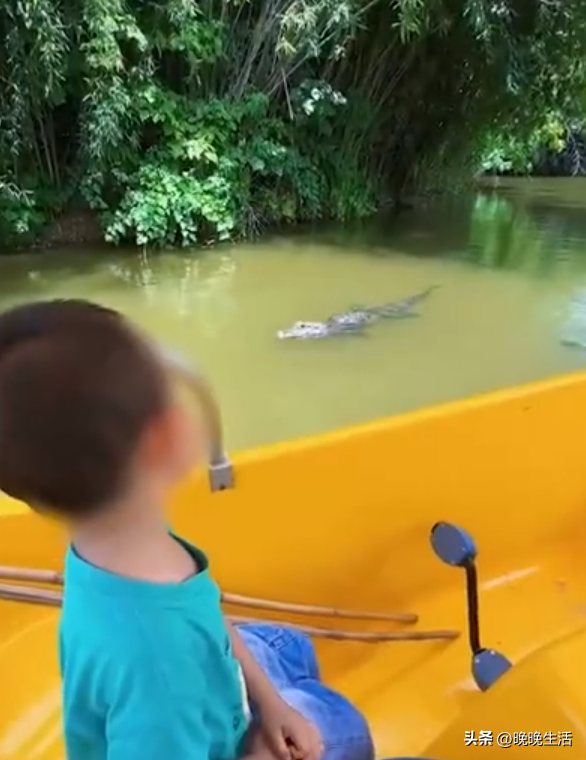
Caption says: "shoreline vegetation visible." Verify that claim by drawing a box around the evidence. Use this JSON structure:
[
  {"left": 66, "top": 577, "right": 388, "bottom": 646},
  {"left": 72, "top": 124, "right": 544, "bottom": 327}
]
[{"left": 1, "top": 0, "right": 586, "bottom": 254}]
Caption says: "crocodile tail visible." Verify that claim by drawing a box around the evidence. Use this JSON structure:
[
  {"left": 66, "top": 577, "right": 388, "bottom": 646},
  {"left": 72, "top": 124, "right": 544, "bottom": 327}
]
[{"left": 412, "top": 283, "right": 441, "bottom": 302}]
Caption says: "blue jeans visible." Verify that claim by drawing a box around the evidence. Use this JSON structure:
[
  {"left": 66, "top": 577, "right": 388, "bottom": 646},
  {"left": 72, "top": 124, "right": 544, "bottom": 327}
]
[{"left": 237, "top": 624, "right": 375, "bottom": 760}]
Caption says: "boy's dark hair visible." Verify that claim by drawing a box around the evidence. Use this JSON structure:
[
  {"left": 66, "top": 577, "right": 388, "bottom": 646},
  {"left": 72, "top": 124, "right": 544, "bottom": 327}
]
[{"left": 0, "top": 299, "right": 168, "bottom": 516}]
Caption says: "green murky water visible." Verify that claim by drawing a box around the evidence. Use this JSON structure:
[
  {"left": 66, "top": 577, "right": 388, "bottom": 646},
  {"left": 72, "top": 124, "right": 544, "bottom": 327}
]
[{"left": 3, "top": 178, "right": 586, "bottom": 451}]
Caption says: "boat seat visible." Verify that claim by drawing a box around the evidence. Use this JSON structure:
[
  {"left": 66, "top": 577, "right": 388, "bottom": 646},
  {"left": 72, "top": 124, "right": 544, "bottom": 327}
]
[
  {"left": 422, "top": 625, "right": 586, "bottom": 759},
  {"left": 0, "top": 604, "right": 62, "bottom": 760}
]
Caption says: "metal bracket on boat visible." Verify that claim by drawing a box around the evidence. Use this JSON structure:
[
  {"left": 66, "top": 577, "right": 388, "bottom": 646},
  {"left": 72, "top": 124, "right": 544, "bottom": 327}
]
[
  {"left": 156, "top": 344, "right": 234, "bottom": 492},
  {"left": 430, "top": 521, "right": 512, "bottom": 691}
]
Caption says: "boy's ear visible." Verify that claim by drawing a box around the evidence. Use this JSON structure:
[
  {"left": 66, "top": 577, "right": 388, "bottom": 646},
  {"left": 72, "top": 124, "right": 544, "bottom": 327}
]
[
  {"left": 138, "top": 405, "right": 178, "bottom": 470},
  {"left": 140, "top": 402, "right": 201, "bottom": 475}
]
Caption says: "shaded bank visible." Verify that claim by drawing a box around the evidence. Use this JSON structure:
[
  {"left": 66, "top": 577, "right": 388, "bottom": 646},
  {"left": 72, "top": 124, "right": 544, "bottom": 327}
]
[
  {"left": 481, "top": 127, "right": 586, "bottom": 178},
  {"left": 532, "top": 130, "right": 586, "bottom": 176}
]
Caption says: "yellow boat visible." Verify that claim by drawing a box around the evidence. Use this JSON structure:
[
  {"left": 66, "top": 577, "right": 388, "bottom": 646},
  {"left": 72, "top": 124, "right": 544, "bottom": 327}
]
[{"left": 1, "top": 354, "right": 586, "bottom": 760}]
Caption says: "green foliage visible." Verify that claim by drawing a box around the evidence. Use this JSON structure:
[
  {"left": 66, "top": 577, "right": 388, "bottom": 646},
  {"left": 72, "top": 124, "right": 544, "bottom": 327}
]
[
  {"left": 0, "top": 179, "right": 46, "bottom": 246},
  {"left": 102, "top": 87, "right": 374, "bottom": 247},
  {"left": 478, "top": 113, "right": 568, "bottom": 175},
  {"left": 2, "top": 0, "right": 586, "bottom": 249}
]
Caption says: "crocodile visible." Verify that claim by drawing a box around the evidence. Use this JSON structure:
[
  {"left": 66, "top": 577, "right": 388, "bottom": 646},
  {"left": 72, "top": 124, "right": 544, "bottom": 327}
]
[
  {"left": 276, "top": 320, "right": 367, "bottom": 340},
  {"left": 276, "top": 285, "right": 440, "bottom": 340},
  {"left": 329, "top": 285, "right": 439, "bottom": 328}
]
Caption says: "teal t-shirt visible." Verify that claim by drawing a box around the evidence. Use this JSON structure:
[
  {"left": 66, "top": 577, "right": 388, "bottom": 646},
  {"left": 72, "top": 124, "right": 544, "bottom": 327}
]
[{"left": 59, "top": 536, "right": 248, "bottom": 760}]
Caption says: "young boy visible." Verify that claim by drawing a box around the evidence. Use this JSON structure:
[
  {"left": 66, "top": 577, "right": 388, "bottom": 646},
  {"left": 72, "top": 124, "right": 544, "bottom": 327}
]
[{"left": 0, "top": 299, "right": 374, "bottom": 760}]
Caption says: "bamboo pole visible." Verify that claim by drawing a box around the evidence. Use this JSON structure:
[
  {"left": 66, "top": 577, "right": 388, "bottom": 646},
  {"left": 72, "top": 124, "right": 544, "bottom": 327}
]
[
  {"left": 0, "top": 566, "right": 418, "bottom": 623},
  {"left": 0, "top": 583, "right": 458, "bottom": 643},
  {"left": 0, "top": 566, "right": 63, "bottom": 584},
  {"left": 0, "top": 583, "right": 62, "bottom": 606},
  {"left": 228, "top": 615, "right": 458, "bottom": 642},
  {"left": 221, "top": 593, "right": 417, "bottom": 623}
]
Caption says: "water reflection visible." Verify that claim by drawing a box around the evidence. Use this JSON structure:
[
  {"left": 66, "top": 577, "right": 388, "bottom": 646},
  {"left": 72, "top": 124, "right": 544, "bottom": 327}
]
[
  {"left": 559, "top": 289, "right": 586, "bottom": 350},
  {"left": 470, "top": 180, "right": 586, "bottom": 277},
  {"left": 4, "top": 249, "right": 239, "bottom": 336},
  {"left": 105, "top": 251, "right": 238, "bottom": 333},
  {"left": 467, "top": 194, "right": 545, "bottom": 272}
]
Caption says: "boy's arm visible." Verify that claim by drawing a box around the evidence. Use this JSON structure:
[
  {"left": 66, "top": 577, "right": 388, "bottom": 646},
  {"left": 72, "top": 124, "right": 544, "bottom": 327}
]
[
  {"left": 102, "top": 652, "right": 272, "bottom": 760},
  {"left": 226, "top": 621, "right": 323, "bottom": 760},
  {"left": 69, "top": 651, "right": 215, "bottom": 760},
  {"left": 102, "top": 655, "right": 210, "bottom": 760},
  {"left": 226, "top": 619, "right": 282, "bottom": 707}
]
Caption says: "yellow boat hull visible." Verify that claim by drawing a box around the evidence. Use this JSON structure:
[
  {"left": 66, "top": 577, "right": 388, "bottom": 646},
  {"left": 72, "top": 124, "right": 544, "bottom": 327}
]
[{"left": 2, "top": 371, "right": 586, "bottom": 759}]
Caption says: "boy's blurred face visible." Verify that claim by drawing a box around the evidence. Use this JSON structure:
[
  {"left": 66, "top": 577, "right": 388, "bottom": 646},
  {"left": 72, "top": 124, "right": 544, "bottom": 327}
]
[{"left": 135, "top": 396, "right": 202, "bottom": 501}]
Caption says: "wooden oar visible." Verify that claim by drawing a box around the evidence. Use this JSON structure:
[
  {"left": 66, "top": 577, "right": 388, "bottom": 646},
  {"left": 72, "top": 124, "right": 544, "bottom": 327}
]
[
  {"left": 0, "top": 583, "right": 458, "bottom": 643},
  {"left": 0, "top": 566, "right": 418, "bottom": 623}
]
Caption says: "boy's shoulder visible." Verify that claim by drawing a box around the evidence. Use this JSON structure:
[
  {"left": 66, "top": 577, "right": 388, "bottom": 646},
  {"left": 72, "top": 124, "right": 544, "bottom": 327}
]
[
  {"left": 59, "top": 590, "right": 213, "bottom": 709},
  {"left": 60, "top": 587, "right": 143, "bottom": 659},
  {"left": 59, "top": 537, "right": 225, "bottom": 666}
]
